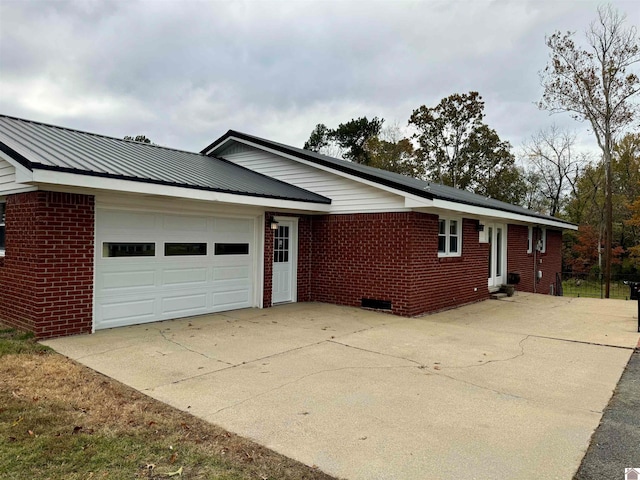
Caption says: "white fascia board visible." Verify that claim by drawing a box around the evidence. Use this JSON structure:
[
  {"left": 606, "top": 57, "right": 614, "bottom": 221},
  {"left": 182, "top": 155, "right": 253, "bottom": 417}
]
[
  {"left": 30, "top": 169, "right": 331, "bottom": 212},
  {"left": 431, "top": 198, "right": 578, "bottom": 230},
  {"left": 212, "top": 137, "right": 431, "bottom": 206}
]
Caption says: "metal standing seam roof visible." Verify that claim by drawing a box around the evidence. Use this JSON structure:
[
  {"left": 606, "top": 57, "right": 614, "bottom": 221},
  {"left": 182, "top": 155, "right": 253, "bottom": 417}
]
[
  {"left": 0, "top": 115, "right": 331, "bottom": 205},
  {"left": 204, "top": 130, "right": 577, "bottom": 228}
]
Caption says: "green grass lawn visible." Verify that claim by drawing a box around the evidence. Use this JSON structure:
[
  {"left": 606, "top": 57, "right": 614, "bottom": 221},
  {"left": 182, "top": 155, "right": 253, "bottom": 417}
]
[{"left": 0, "top": 326, "right": 338, "bottom": 480}]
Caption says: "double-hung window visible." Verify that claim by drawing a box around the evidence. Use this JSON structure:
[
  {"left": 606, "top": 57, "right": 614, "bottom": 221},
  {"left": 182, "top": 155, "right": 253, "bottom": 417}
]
[{"left": 438, "top": 217, "right": 461, "bottom": 257}]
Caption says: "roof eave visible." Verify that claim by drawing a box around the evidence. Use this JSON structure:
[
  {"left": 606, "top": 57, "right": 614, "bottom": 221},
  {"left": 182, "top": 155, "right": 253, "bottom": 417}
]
[
  {"left": 24, "top": 167, "right": 332, "bottom": 211},
  {"left": 205, "top": 132, "right": 436, "bottom": 202}
]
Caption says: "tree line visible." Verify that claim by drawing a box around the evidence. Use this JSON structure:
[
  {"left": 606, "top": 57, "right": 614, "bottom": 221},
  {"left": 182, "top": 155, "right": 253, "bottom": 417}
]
[{"left": 303, "top": 5, "right": 640, "bottom": 284}]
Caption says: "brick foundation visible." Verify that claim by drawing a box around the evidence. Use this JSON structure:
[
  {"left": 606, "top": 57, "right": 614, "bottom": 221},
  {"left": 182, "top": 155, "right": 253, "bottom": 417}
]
[{"left": 0, "top": 191, "right": 95, "bottom": 338}]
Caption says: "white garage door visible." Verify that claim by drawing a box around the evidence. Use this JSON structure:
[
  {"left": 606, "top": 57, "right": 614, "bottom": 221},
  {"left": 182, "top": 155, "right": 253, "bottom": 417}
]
[{"left": 95, "top": 209, "right": 256, "bottom": 330}]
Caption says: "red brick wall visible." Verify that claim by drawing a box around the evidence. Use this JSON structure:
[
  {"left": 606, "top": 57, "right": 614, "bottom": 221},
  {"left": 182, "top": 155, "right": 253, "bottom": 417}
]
[
  {"left": 308, "top": 212, "right": 489, "bottom": 316},
  {"left": 507, "top": 225, "right": 562, "bottom": 295},
  {"left": 0, "top": 191, "right": 95, "bottom": 338}
]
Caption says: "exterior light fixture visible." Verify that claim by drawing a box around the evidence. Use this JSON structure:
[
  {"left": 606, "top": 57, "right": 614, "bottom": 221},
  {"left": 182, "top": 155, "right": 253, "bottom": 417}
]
[
  {"left": 476, "top": 222, "right": 485, "bottom": 232},
  {"left": 270, "top": 219, "right": 279, "bottom": 230}
]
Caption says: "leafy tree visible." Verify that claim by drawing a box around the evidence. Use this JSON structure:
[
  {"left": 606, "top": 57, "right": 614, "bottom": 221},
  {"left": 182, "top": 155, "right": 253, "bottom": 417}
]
[
  {"left": 409, "top": 91, "right": 524, "bottom": 203},
  {"left": 331, "top": 116, "right": 384, "bottom": 165},
  {"left": 124, "top": 135, "right": 151, "bottom": 143},
  {"left": 365, "top": 136, "right": 423, "bottom": 177},
  {"left": 539, "top": 4, "right": 640, "bottom": 296},
  {"left": 521, "top": 126, "right": 586, "bottom": 217},
  {"left": 627, "top": 192, "right": 640, "bottom": 268},
  {"left": 303, "top": 124, "right": 331, "bottom": 152},
  {"left": 564, "top": 133, "right": 640, "bottom": 273},
  {"left": 565, "top": 224, "right": 624, "bottom": 274}
]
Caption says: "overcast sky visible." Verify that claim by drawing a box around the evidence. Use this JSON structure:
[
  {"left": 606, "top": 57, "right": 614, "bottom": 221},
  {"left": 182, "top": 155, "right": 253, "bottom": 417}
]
[{"left": 1, "top": 0, "right": 638, "bottom": 157}]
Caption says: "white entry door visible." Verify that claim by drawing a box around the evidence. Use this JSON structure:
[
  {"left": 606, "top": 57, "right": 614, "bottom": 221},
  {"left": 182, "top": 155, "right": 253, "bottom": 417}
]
[
  {"left": 487, "top": 223, "right": 507, "bottom": 290},
  {"left": 272, "top": 218, "right": 297, "bottom": 304}
]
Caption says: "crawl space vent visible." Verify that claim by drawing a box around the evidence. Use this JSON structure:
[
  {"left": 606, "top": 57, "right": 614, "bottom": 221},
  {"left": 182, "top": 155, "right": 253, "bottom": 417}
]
[{"left": 361, "top": 298, "right": 392, "bottom": 310}]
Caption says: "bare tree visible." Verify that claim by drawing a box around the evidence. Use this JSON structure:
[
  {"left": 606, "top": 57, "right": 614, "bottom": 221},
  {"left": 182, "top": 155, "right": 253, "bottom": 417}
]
[
  {"left": 521, "top": 126, "right": 586, "bottom": 217},
  {"left": 539, "top": 5, "right": 640, "bottom": 297}
]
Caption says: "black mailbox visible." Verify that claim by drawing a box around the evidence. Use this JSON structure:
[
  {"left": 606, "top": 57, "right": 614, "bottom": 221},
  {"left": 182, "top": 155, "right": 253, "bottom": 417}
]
[{"left": 629, "top": 282, "right": 640, "bottom": 300}]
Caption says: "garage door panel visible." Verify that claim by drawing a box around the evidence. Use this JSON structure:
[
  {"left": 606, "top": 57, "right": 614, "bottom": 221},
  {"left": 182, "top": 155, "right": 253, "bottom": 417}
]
[
  {"left": 100, "top": 270, "right": 156, "bottom": 290},
  {"left": 213, "top": 265, "right": 250, "bottom": 281},
  {"left": 162, "top": 267, "right": 208, "bottom": 286},
  {"left": 95, "top": 210, "right": 257, "bottom": 330},
  {"left": 213, "top": 217, "right": 252, "bottom": 233},
  {"left": 161, "top": 293, "right": 208, "bottom": 314},
  {"left": 100, "top": 210, "right": 157, "bottom": 231},
  {"left": 213, "top": 289, "right": 251, "bottom": 308},
  {"left": 100, "top": 297, "right": 157, "bottom": 326},
  {"left": 163, "top": 214, "right": 208, "bottom": 232}
]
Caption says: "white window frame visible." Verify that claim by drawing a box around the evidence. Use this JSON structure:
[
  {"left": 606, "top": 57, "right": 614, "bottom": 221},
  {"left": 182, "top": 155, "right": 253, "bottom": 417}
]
[
  {"left": 529, "top": 226, "right": 546, "bottom": 254},
  {"left": 438, "top": 217, "right": 462, "bottom": 257}
]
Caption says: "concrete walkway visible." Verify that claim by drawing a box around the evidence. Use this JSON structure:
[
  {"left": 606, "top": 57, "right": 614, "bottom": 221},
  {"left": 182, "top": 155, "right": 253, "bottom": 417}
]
[{"left": 43, "top": 294, "right": 640, "bottom": 480}]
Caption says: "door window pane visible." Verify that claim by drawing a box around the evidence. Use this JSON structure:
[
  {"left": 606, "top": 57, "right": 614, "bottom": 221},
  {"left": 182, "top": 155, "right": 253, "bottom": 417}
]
[
  {"left": 274, "top": 225, "right": 289, "bottom": 263},
  {"left": 487, "top": 227, "right": 493, "bottom": 278},
  {"left": 496, "top": 228, "right": 502, "bottom": 276}
]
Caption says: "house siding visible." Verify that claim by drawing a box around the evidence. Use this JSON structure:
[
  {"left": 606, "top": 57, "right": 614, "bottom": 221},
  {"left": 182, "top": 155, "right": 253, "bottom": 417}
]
[
  {"left": 0, "top": 158, "right": 36, "bottom": 195},
  {"left": 0, "top": 191, "right": 94, "bottom": 338},
  {"left": 221, "top": 147, "right": 407, "bottom": 213}
]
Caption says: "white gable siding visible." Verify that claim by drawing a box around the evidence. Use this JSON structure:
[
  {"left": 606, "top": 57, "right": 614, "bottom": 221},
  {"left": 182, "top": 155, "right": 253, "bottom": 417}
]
[
  {"left": 220, "top": 147, "right": 407, "bottom": 213},
  {"left": 0, "top": 159, "right": 36, "bottom": 195}
]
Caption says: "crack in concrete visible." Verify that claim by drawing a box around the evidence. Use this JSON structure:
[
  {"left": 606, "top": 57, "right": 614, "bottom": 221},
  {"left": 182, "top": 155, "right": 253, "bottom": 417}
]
[
  {"left": 526, "top": 334, "right": 635, "bottom": 350},
  {"left": 158, "top": 328, "right": 234, "bottom": 366},
  {"left": 432, "top": 371, "right": 526, "bottom": 400},
  {"left": 327, "top": 339, "right": 427, "bottom": 369},
  {"left": 442, "top": 335, "right": 531, "bottom": 369}
]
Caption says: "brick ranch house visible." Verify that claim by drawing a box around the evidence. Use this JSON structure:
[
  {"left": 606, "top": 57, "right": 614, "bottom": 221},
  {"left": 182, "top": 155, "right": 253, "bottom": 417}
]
[{"left": 0, "top": 115, "right": 576, "bottom": 338}]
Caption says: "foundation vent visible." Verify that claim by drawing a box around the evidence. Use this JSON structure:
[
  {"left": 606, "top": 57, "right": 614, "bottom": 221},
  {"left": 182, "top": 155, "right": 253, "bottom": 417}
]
[{"left": 361, "top": 298, "right": 392, "bottom": 310}]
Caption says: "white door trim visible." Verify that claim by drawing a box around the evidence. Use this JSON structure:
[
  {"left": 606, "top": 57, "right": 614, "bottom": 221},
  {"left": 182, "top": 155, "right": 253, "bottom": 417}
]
[
  {"left": 272, "top": 216, "right": 298, "bottom": 304},
  {"left": 487, "top": 222, "right": 507, "bottom": 291}
]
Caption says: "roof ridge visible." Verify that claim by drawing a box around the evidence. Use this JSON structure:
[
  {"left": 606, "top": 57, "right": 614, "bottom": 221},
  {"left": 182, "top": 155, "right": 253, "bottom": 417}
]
[
  {"left": 0, "top": 113, "right": 204, "bottom": 156},
  {"left": 207, "top": 130, "right": 577, "bottom": 227}
]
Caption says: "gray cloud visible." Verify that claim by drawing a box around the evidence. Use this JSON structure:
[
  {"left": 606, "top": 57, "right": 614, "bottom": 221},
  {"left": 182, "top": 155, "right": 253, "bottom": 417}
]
[{"left": 1, "top": 0, "right": 638, "bottom": 154}]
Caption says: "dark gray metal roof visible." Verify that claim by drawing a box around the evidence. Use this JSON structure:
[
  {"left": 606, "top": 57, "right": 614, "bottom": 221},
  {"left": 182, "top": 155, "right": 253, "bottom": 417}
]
[
  {"left": 204, "top": 130, "right": 576, "bottom": 227},
  {"left": 0, "top": 115, "right": 330, "bottom": 205}
]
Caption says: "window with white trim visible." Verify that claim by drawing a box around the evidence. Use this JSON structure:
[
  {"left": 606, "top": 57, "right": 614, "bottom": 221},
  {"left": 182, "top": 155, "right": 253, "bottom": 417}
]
[
  {"left": 0, "top": 202, "right": 5, "bottom": 256},
  {"left": 438, "top": 217, "right": 461, "bottom": 257},
  {"left": 528, "top": 226, "right": 547, "bottom": 254}
]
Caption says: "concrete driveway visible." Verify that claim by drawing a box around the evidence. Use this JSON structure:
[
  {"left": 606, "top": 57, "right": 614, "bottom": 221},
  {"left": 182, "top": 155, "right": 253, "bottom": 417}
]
[{"left": 43, "top": 294, "right": 639, "bottom": 480}]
